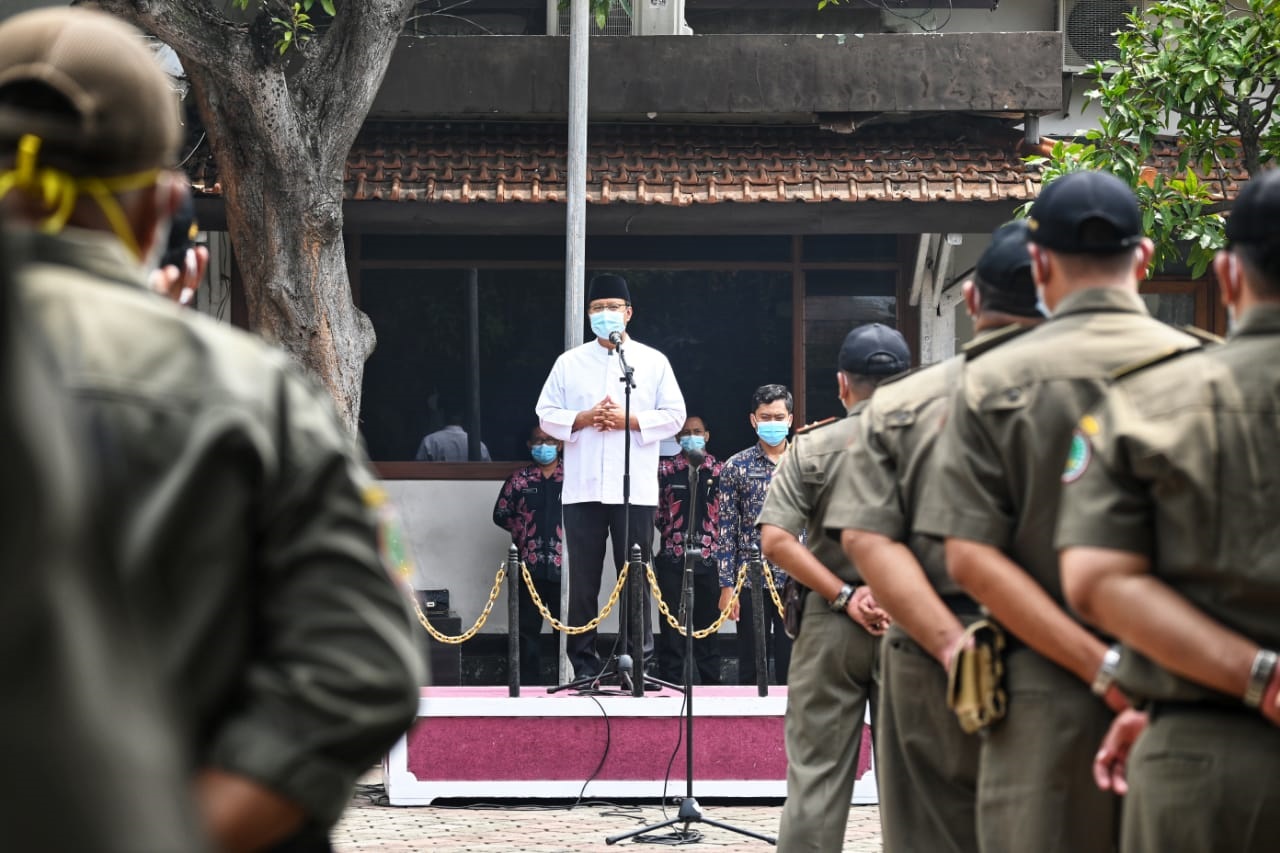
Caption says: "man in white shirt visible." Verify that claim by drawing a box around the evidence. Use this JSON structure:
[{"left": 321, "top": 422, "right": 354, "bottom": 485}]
[{"left": 537, "top": 274, "right": 686, "bottom": 678}]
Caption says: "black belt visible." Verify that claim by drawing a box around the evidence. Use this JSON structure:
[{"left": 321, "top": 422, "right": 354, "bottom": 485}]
[{"left": 1150, "top": 700, "right": 1258, "bottom": 720}]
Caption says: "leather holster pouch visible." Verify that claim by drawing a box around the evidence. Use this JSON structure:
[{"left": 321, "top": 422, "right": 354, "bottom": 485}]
[
  {"left": 782, "top": 577, "right": 807, "bottom": 639},
  {"left": 946, "top": 618, "right": 1008, "bottom": 734}
]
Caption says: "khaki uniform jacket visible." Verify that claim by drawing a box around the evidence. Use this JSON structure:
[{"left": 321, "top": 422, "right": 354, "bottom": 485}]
[
  {"left": 14, "top": 229, "right": 422, "bottom": 825},
  {"left": 824, "top": 357, "right": 960, "bottom": 595},
  {"left": 916, "top": 288, "right": 1203, "bottom": 606},
  {"left": 3, "top": 250, "right": 203, "bottom": 850},
  {"left": 757, "top": 404, "right": 865, "bottom": 583},
  {"left": 1057, "top": 303, "right": 1280, "bottom": 705}
]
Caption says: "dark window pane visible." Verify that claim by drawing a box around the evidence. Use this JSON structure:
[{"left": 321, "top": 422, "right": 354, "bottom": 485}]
[
  {"left": 802, "top": 234, "right": 898, "bottom": 263},
  {"left": 360, "top": 235, "right": 565, "bottom": 262},
  {"left": 359, "top": 268, "right": 564, "bottom": 461},
  {"left": 1141, "top": 292, "right": 1196, "bottom": 328},
  {"left": 613, "top": 269, "right": 793, "bottom": 456},
  {"left": 804, "top": 269, "right": 897, "bottom": 424}
]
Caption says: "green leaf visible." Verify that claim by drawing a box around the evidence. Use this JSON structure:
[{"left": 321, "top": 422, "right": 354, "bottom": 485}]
[{"left": 322, "top": 0, "right": 336, "bottom": 15}]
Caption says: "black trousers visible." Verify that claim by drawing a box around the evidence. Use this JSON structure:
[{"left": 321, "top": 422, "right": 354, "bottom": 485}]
[
  {"left": 563, "top": 502, "right": 655, "bottom": 677},
  {"left": 735, "top": 590, "right": 791, "bottom": 685},
  {"left": 653, "top": 557, "right": 722, "bottom": 685},
  {"left": 516, "top": 575, "right": 560, "bottom": 685}
]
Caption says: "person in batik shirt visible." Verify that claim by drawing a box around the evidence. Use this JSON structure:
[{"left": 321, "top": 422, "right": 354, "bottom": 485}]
[
  {"left": 493, "top": 425, "right": 564, "bottom": 685},
  {"left": 654, "top": 416, "right": 724, "bottom": 684}
]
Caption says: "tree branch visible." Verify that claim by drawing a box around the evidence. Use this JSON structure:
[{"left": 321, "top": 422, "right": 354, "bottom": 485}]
[
  {"left": 91, "top": 0, "right": 249, "bottom": 80},
  {"left": 295, "top": 0, "right": 415, "bottom": 165}
]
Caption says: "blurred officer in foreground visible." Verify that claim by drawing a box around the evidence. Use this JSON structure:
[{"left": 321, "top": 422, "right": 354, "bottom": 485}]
[
  {"left": 915, "top": 171, "right": 1209, "bottom": 853},
  {"left": 834, "top": 222, "right": 1044, "bottom": 853},
  {"left": 1059, "top": 169, "right": 1280, "bottom": 853},
  {"left": 1, "top": 226, "right": 204, "bottom": 850},
  {"left": 760, "top": 323, "right": 907, "bottom": 852},
  {"left": 0, "top": 8, "right": 420, "bottom": 851}
]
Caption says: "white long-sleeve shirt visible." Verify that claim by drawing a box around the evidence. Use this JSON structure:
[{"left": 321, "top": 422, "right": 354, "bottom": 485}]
[{"left": 536, "top": 337, "right": 686, "bottom": 506}]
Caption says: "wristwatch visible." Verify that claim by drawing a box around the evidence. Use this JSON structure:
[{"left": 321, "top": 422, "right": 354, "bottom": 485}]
[
  {"left": 828, "top": 583, "right": 856, "bottom": 613},
  {"left": 1091, "top": 644, "right": 1123, "bottom": 697},
  {"left": 1244, "top": 649, "right": 1278, "bottom": 708}
]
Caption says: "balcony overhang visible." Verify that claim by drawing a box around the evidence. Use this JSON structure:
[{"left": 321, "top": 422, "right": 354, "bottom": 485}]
[{"left": 372, "top": 32, "right": 1064, "bottom": 121}]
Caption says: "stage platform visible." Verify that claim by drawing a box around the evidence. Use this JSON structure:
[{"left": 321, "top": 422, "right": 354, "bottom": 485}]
[{"left": 384, "top": 686, "right": 876, "bottom": 805}]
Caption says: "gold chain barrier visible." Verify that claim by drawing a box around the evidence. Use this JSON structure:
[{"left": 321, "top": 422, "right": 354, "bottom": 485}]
[
  {"left": 414, "top": 563, "right": 506, "bottom": 644},
  {"left": 521, "top": 561, "right": 631, "bottom": 635},
  {"left": 761, "top": 563, "right": 788, "bottom": 620},
  {"left": 647, "top": 561, "right": 751, "bottom": 638}
]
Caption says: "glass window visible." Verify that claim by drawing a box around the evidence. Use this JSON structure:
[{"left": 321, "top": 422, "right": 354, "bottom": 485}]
[
  {"left": 359, "top": 268, "right": 565, "bottom": 462},
  {"left": 804, "top": 269, "right": 898, "bottom": 425}
]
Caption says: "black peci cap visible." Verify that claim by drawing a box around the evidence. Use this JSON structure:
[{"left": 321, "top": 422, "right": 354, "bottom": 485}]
[
  {"left": 587, "top": 273, "right": 630, "bottom": 304},
  {"left": 838, "top": 323, "right": 910, "bottom": 376},
  {"left": 1027, "top": 170, "right": 1144, "bottom": 255}
]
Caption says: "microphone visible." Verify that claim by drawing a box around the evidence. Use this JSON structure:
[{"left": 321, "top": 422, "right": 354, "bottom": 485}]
[{"left": 609, "top": 330, "right": 624, "bottom": 348}]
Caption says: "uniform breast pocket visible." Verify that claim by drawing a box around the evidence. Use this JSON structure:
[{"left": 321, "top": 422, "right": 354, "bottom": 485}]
[{"left": 799, "top": 461, "right": 826, "bottom": 487}]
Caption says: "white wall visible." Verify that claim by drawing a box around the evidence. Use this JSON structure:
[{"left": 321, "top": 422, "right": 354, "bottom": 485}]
[{"left": 385, "top": 479, "right": 668, "bottom": 635}]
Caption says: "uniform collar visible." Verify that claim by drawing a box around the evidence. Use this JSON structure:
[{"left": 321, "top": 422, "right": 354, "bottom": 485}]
[
  {"left": 1051, "top": 286, "right": 1148, "bottom": 319},
  {"left": 9, "top": 226, "right": 148, "bottom": 292},
  {"left": 1231, "top": 302, "right": 1280, "bottom": 338}
]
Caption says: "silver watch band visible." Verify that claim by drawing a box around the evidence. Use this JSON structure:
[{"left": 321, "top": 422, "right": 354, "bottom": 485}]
[
  {"left": 1244, "top": 649, "right": 1278, "bottom": 708},
  {"left": 1091, "top": 644, "right": 1123, "bottom": 697},
  {"left": 829, "top": 583, "right": 855, "bottom": 613}
]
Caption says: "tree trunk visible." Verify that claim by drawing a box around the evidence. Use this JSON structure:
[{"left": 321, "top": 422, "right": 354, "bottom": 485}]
[
  {"left": 93, "top": 1, "right": 415, "bottom": 433},
  {"left": 190, "top": 72, "right": 373, "bottom": 430}
]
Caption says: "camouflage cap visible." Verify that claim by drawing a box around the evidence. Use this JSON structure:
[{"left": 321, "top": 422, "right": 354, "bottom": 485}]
[{"left": 0, "top": 8, "right": 180, "bottom": 176}]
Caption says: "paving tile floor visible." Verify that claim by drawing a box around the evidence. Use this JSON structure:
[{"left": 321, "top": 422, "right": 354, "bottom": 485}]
[{"left": 333, "top": 780, "right": 883, "bottom": 852}]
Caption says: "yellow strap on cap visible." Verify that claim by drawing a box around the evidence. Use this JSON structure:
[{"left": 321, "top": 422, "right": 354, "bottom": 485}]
[{"left": 0, "top": 134, "right": 160, "bottom": 260}]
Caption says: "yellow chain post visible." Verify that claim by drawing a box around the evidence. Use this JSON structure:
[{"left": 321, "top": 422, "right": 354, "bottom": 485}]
[{"left": 415, "top": 563, "right": 507, "bottom": 644}]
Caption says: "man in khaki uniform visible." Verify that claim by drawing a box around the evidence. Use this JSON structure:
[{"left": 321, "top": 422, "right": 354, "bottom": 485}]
[
  {"left": 2, "top": 234, "right": 203, "bottom": 850},
  {"left": 759, "top": 323, "right": 908, "bottom": 852},
  {"left": 0, "top": 9, "right": 421, "bottom": 851},
  {"left": 915, "top": 170, "right": 1207, "bottom": 853},
  {"left": 833, "top": 221, "right": 1044, "bottom": 853},
  {"left": 1059, "top": 169, "right": 1280, "bottom": 853}
]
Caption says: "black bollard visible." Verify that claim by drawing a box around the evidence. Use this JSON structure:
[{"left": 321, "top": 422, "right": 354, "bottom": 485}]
[
  {"left": 506, "top": 544, "right": 521, "bottom": 697},
  {"left": 748, "top": 545, "right": 768, "bottom": 697},
  {"left": 628, "top": 544, "right": 645, "bottom": 697}
]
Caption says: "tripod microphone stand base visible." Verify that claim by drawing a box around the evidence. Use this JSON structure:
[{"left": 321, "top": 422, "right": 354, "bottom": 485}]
[{"left": 605, "top": 795, "right": 778, "bottom": 846}]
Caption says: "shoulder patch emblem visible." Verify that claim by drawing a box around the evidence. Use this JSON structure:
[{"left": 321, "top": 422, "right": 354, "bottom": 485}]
[{"left": 1061, "top": 429, "right": 1092, "bottom": 484}]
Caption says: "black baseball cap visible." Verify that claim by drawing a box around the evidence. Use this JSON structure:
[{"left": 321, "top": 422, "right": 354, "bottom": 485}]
[
  {"left": 1226, "top": 169, "right": 1280, "bottom": 246},
  {"left": 974, "top": 220, "right": 1043, "bottom": 318},
  {"left": 838, "top": 323, "right": 910, "bottom": 376},
  {"left": 1027, "top": 170, "right": 1144, "bottom": 255}
]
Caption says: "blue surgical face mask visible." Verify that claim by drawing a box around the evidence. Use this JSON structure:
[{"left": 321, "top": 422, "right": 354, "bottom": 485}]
[
  {"left": 530, "top": 443, "right": 557, "bottom": 465},
  {"left": 756, "top": 421, "right": 789, "bottom": 447},
  {"left": 679, "top": 435, "right": 706, "bottom": 454},
  {"left": 589, "top": 310, "right": 626, "bottom": 340}
]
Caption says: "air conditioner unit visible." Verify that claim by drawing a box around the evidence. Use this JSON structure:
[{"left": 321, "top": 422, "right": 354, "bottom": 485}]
[
  {"left": 549, "top": 0, "right": 691, "bottom": 36},
  {"left": 1057, "top": 0, "right": 1145, "bottom": 73}
]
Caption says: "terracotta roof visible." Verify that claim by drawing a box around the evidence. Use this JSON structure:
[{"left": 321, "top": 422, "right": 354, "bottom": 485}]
[
  {"left": 187, "top": 119, "right": 1245, "bottom": 206},
  {"left": 190, "top": 118, "right": 1041, "bottom": 205}
]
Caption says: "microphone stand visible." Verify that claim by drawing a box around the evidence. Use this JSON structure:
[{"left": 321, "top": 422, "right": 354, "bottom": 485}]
[{"left": 606, "top": 448, "right": 776, "bottom": 846}]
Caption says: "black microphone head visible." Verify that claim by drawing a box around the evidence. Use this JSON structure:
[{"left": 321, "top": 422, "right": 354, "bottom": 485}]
[
  {"left": 685, "top": 447, "right": 706, "bottom": 467},
  {"left": 609, "top": 330, "right": 624, "bottom": 347}
]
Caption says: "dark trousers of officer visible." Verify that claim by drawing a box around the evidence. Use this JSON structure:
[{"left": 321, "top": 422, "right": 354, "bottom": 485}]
[
  {"left": 777, "top": 589, "right": 878, "bottom": 851},
  {"left": 653, "top": 556, "right": 722, "bottom": 685},
  {"left": 563, "top": 502, "right": 655, "bottom": 677},
  {"left": 1122, "top": 705, "right": 1280, "bottom": 853},
  {"left": 976, "top": 647, "right": 1119, "bottom": 853},
  {"left": 517, "top": 575, "right": 560, "bottom": 685},
  {"left": 877, "top": 623, "right": 981, "bottom": 853},
  {"left": 735, "top": 589, "right": 791, "bottom": 685}
]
